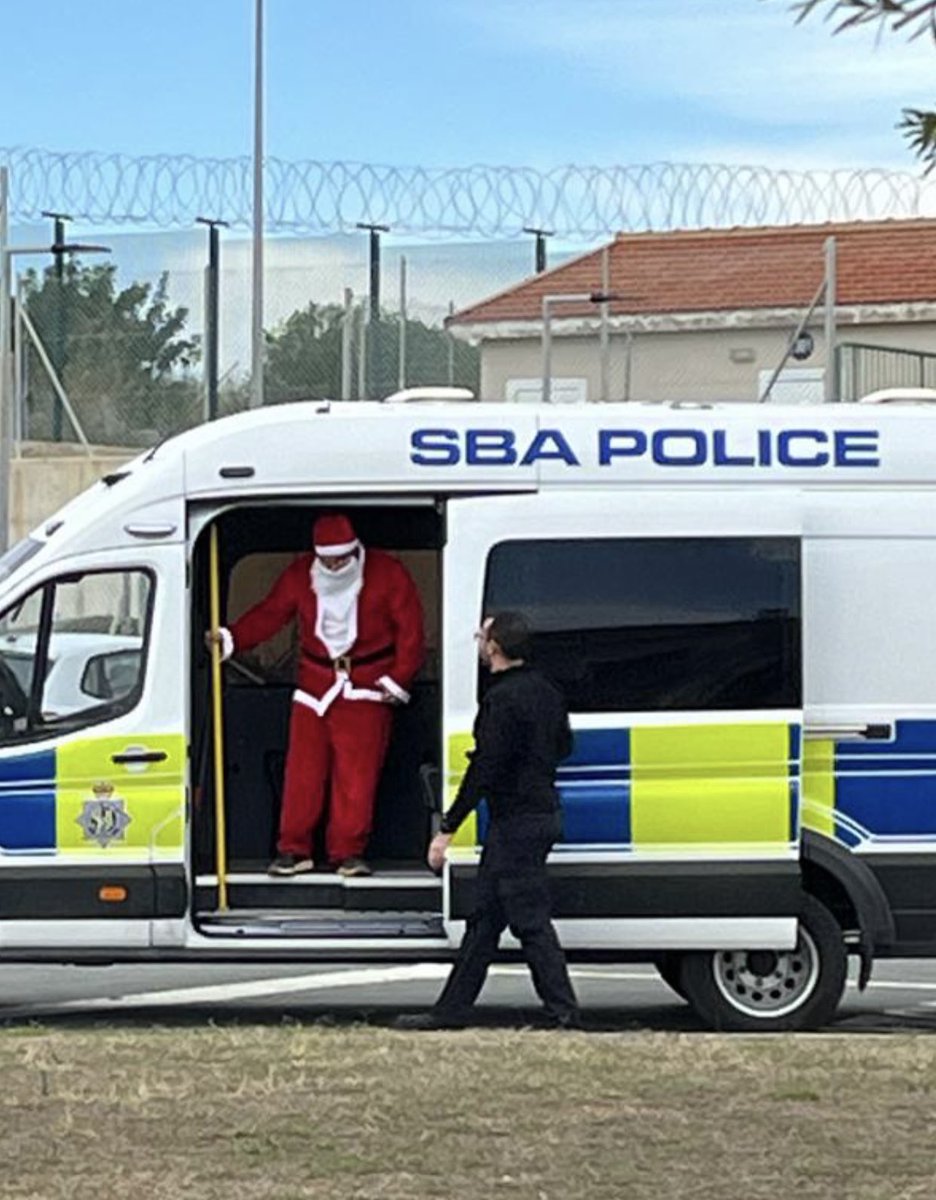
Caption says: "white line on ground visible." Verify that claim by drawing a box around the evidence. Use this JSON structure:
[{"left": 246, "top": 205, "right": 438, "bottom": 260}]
[{"left": 0, "top": 964, "right": 452, "bottom": 1018}]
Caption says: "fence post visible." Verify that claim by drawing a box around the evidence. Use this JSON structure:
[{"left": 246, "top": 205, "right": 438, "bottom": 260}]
[
  {"left": 824, "top": 235, "right": 837, "bottom": 402},
  {"left": 341, "top": 287, "right": 353, "bottom": 401},
  {"left": 398, "top": 255, "right": 407, "bottom": 391},
  {"left": 356, "top": 302, "right": 367, "bottom": 402},
  {"left": 0, "top": 167, "right": 11, "bottom": 554},
  {"left": 447, "top": 300, "right": 455, "bottom": 386},
  {"left": 599, "top": 246, "right": 610, "bottom": 402}
]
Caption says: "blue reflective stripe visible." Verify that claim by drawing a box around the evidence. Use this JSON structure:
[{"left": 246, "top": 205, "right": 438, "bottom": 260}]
[
  {"left": 0, "top": 749, "right": 56, "bottom": 850},
  {"left": 834, "top": 721, "right": 936, "bottom": 838}
]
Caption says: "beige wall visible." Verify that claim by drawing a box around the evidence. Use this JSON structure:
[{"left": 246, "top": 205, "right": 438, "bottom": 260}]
[
  {"left": 8, "top": 448, "right": 133, "bottom": 546},
  {"left": 479, "top": 322, "right": 936, "bottom": 404}
]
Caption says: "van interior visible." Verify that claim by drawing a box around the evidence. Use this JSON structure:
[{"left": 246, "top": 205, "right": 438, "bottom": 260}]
[{"left": 189, "top": 501, "right": 447, "bottom": 938}]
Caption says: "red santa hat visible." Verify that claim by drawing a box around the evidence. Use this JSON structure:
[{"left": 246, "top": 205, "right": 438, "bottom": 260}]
[{"left": 313, "top": 513, "right": 359, "bottom": 557}]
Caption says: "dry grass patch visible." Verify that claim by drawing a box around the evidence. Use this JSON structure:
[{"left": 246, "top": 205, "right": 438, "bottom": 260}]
[{"left": 0, "top": 1024, "right": 935, "bottom": 1199}]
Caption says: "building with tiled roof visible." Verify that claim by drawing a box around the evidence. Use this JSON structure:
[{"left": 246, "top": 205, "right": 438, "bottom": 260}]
[{"left": 448, "top": 220, "right": 936, "bottom": 404}]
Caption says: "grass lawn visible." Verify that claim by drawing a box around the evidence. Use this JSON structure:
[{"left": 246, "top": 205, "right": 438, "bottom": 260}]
[{"left": 1, "top": 1023, "right": 934, "bottom": 1199}]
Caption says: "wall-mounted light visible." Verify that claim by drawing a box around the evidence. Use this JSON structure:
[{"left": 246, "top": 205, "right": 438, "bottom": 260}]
[{"left": 792, "top": 330, "right": 815, "bottom": 361}]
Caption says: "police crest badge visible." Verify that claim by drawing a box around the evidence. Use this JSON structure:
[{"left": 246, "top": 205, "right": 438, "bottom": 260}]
[{"left": 77, "top": 781, "right": 132, "bottom": 848}]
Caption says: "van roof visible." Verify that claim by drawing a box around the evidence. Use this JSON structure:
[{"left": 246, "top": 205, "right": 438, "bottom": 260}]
[{"left": 8, "top": 397, "right": 936, "bottom": 596}]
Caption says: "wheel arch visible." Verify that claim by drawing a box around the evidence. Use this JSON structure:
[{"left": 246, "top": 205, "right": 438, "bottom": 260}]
[{"left": 801, "top": 829, "right": 896, "bottom": 984}]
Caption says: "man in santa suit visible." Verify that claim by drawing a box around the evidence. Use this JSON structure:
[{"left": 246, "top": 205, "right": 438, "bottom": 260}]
[{"left": 211, "top": 514, "right": 425, "bottom": 877}]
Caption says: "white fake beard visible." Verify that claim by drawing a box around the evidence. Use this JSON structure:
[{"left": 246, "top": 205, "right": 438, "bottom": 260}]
[{"left": 311, "top": 551, "right": 365, "bottom": 659}]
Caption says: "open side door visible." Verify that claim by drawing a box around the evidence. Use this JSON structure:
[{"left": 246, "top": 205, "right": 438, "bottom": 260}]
[{"left": 441, "top": 490, "right": 804, "bottom": 952}]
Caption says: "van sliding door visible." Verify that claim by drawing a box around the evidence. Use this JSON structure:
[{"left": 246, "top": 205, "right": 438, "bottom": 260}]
[{"left": 442, "top": 492, "right": 804, "bottom": 952}]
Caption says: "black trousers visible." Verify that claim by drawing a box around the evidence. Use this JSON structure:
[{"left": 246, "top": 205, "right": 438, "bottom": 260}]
[{"left": 435, "top": 811, "right": 578, "bottom": 1020}]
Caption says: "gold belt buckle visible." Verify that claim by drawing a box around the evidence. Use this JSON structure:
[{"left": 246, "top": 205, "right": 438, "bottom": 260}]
[{"left": 335, "top": 654, "right": 352, "bottom": 676}]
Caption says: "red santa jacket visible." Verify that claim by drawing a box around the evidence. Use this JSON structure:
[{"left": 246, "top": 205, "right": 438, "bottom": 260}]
[{"left": 225, "top": 550, "right": 425, "bottom": 714}]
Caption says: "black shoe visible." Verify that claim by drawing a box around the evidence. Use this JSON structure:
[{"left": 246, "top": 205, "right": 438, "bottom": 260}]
[
  {"left": 336, "top": 856, "right": 372, "bottom": 877},
  {"left": 268, "top": 853, "right": 314, "bottom": 877},
  {"left": 392, "top": 1009, "right": 470, "bottom": 1031},
  {"left": 539, "top": 1010, "right": 584, "bottom": 1031}
]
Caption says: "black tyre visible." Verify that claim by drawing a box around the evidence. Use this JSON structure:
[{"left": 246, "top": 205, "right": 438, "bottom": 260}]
[
  {"left": 679, "top": 896, "right": 847, "bottom": 1032},
  {"left": 654, "top": 952, "right": 688, "bottom": 1001}
]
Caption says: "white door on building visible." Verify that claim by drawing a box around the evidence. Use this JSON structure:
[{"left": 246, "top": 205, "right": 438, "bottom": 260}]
[{"left": 758, "top": 367, "right": 825, "bottom": 405}]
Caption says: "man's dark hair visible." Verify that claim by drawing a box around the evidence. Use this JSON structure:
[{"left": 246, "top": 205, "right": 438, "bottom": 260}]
[{"left": 488, "top": 611, "right": 532, "bottom": 661}]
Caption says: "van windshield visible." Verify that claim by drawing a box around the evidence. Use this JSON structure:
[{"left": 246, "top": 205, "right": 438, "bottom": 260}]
[{"left": 0, "top": 538, "right": 43, "bottom": 586}]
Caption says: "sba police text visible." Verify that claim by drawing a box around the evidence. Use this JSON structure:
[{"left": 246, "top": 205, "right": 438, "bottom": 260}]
[{"left": 410, "top": 426, "right": 881, "bottom": 470}]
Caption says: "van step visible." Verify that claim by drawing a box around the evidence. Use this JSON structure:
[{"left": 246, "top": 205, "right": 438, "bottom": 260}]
[
  {"left": 195, "top": 870, "right": 441, "bottom": 915},
  {"left": 198, "top": 907, "right": 446, "bottom": 939}
]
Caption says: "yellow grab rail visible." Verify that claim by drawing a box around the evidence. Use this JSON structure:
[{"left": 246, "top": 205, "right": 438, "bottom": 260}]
[{"left": 209, "top": 523, "right": 229, "bottom": 912}]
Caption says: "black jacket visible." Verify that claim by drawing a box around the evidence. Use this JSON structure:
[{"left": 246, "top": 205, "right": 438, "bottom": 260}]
[{"left": 440, "top": 665, "right": 573, "bottom": 834}]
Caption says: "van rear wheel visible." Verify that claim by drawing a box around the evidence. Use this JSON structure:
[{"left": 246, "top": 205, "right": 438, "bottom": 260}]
[{"left": 678, "top": 896, "right": 846, "bottom": 1032}]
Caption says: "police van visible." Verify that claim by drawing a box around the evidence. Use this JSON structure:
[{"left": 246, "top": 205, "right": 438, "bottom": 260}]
[{"left": 0, "top": 390, "right": 931, "bottom": 1032}]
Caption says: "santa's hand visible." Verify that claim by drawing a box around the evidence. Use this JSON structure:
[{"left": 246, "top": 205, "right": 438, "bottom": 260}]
[
  {"left": 378, "top": 682, "right": 403, "bottom": 705},
  {"left": 427, "top": 832, "right": 452, "bottom": 873},
  {"left": 204, "top": 630, "right": 222, "bottom": 652}
]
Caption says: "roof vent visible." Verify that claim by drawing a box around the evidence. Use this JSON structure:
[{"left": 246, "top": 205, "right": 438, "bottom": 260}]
[
  {"left": 858, "top": 387, "right": 936, "bottom": 405},
  {"left": 381, "top": 386, "right": 477, "bottom": 404}
]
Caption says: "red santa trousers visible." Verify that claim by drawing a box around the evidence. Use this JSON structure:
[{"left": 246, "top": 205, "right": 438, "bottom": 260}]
[{"left": 277, "top": 694, "right": 393, "bottom": 863}]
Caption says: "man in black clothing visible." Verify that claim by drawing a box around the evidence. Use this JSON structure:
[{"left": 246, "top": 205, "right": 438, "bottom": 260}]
[{"left": 396, "top": 611, "right": 580, "bottom": 1030}]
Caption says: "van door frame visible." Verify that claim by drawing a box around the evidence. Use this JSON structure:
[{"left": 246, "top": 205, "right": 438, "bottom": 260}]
[{"left": 441, "top": 488, "right": 805, "bottom": 953}]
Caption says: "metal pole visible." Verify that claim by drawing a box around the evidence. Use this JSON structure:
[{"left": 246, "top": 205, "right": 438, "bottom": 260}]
[
  {"left": 13, "top": 277, "right": 23, "bottom": 444},
  {"left": 357, "top": 223, "right": 389, "bottom": 398},
  {"left": 41, "top": 212, "right": 70, "bottom": 441},
  {"left": 398, "top": 255, "right": 407, "bottom": 391},
  {"left": 541, "top": 296, "right": 552, "bottom": 405},
  {"left": 599, "top": 246, "right": 610, "bottom": 402},
  {"left": 340, "top": 287, "right": 353, "bottom": 401},
  {"left": 447, "top": 300, "right": 455, "bottom": 386},
  {"left": 197, "top": 217, "right": 228, "bottom": 421},
  {"left": 249, "top": 0, "right": 264, "bottom": 409},
  {"left": 824, "top": 235, "right": 838, "bottom": 402},
  {"left": 523, "top": 226, "right": 553, "bottom": 274},
  {"left": 356, "top": 302, "right": 367, "bottom": 401},
  {"left": 0, "top": 168, "right": 10, "bottom": 553},
  {"left": 624, "top": 331, "right": 634, "bottom": 402},
  {"left": 208, "top": 523, "right": 230, "bottom": 913}
]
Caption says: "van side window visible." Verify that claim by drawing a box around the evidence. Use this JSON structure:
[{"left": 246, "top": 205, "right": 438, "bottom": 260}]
[
  {"left": 0, "top": 569, "right": 153, "bottom": 742},
  {"left": 483, "top": 537, "right": 801, "bottom": 712}
]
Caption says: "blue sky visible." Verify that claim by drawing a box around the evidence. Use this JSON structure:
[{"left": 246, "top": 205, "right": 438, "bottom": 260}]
[{"left": 0, "top": 0, "right": 933, "bottom": 171}]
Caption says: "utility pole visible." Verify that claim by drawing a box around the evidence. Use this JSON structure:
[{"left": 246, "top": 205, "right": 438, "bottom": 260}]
[
  {"left": 196, "top": 217, "right": 229, "bottom": 421},
  {"left": 523, "top": 226, "right": 553, "bottom": 274},
  {"left": 41, "top": 211, "right": 71, "bottom": 441},
  {"left": 398, "top": 255, "right": 407, "bottom": 391},
  {"left": 250, "top": 0, "right": 265, "bottom": 409},
  {"left": 356, "top": 222, "right": 389, "bottom": 398},
  {"left": 824, "top": 235, "right": 838, "bottom": 402}
]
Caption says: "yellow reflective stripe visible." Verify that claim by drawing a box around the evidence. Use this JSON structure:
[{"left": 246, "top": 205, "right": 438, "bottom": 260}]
[
  {"left": 801, "top": 738, "right": 835, "bottom": 837},
  {"left": 630, "top": 723, "right": 792, "bottom": 848},
  {"left": 446, "top": 732, "right": 477, "bottom": 847},
  {"left": 56, "top": 734, "right": 185, "bottom": 856}
]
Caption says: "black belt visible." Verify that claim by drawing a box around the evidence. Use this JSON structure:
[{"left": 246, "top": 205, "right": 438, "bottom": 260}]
[{"left": 304, "top": 644, "right": 394, "bottom": 669}]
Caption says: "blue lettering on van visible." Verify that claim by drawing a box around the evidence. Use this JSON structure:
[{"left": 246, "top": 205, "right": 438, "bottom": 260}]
[
  {"left": 467, "top": 429, "right": 516, "bottom": 465},
  {"left": 520, "top": 429, "right": 580, "bottom": 467},
  {"left": 410, "top": 428, "right": 881, "bottom": 469},
  {"left": 410, "top": 428, "right": 460, "bottom": 466},
  {"left": 835, "top": 430, "right": 881, "bottom": 467}
]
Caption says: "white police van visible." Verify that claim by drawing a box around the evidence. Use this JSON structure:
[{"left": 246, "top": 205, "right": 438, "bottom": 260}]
[{"left": 0, "top": 389, "right": 931, "bottom": 1031}]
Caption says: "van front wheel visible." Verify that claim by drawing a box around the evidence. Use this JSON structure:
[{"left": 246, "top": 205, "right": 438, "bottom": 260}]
[{"left": 679, "top": 896, "right": 847, "bottom": 1032}]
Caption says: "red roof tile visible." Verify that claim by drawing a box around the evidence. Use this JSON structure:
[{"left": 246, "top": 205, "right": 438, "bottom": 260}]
[{"left": 449, "top": 219, "right": 936, "bottom": 325}]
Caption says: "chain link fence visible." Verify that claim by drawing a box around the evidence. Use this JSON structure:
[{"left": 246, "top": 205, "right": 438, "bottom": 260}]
[{"left": 13, "top": 235, "right": 490, "bottom": 449}]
